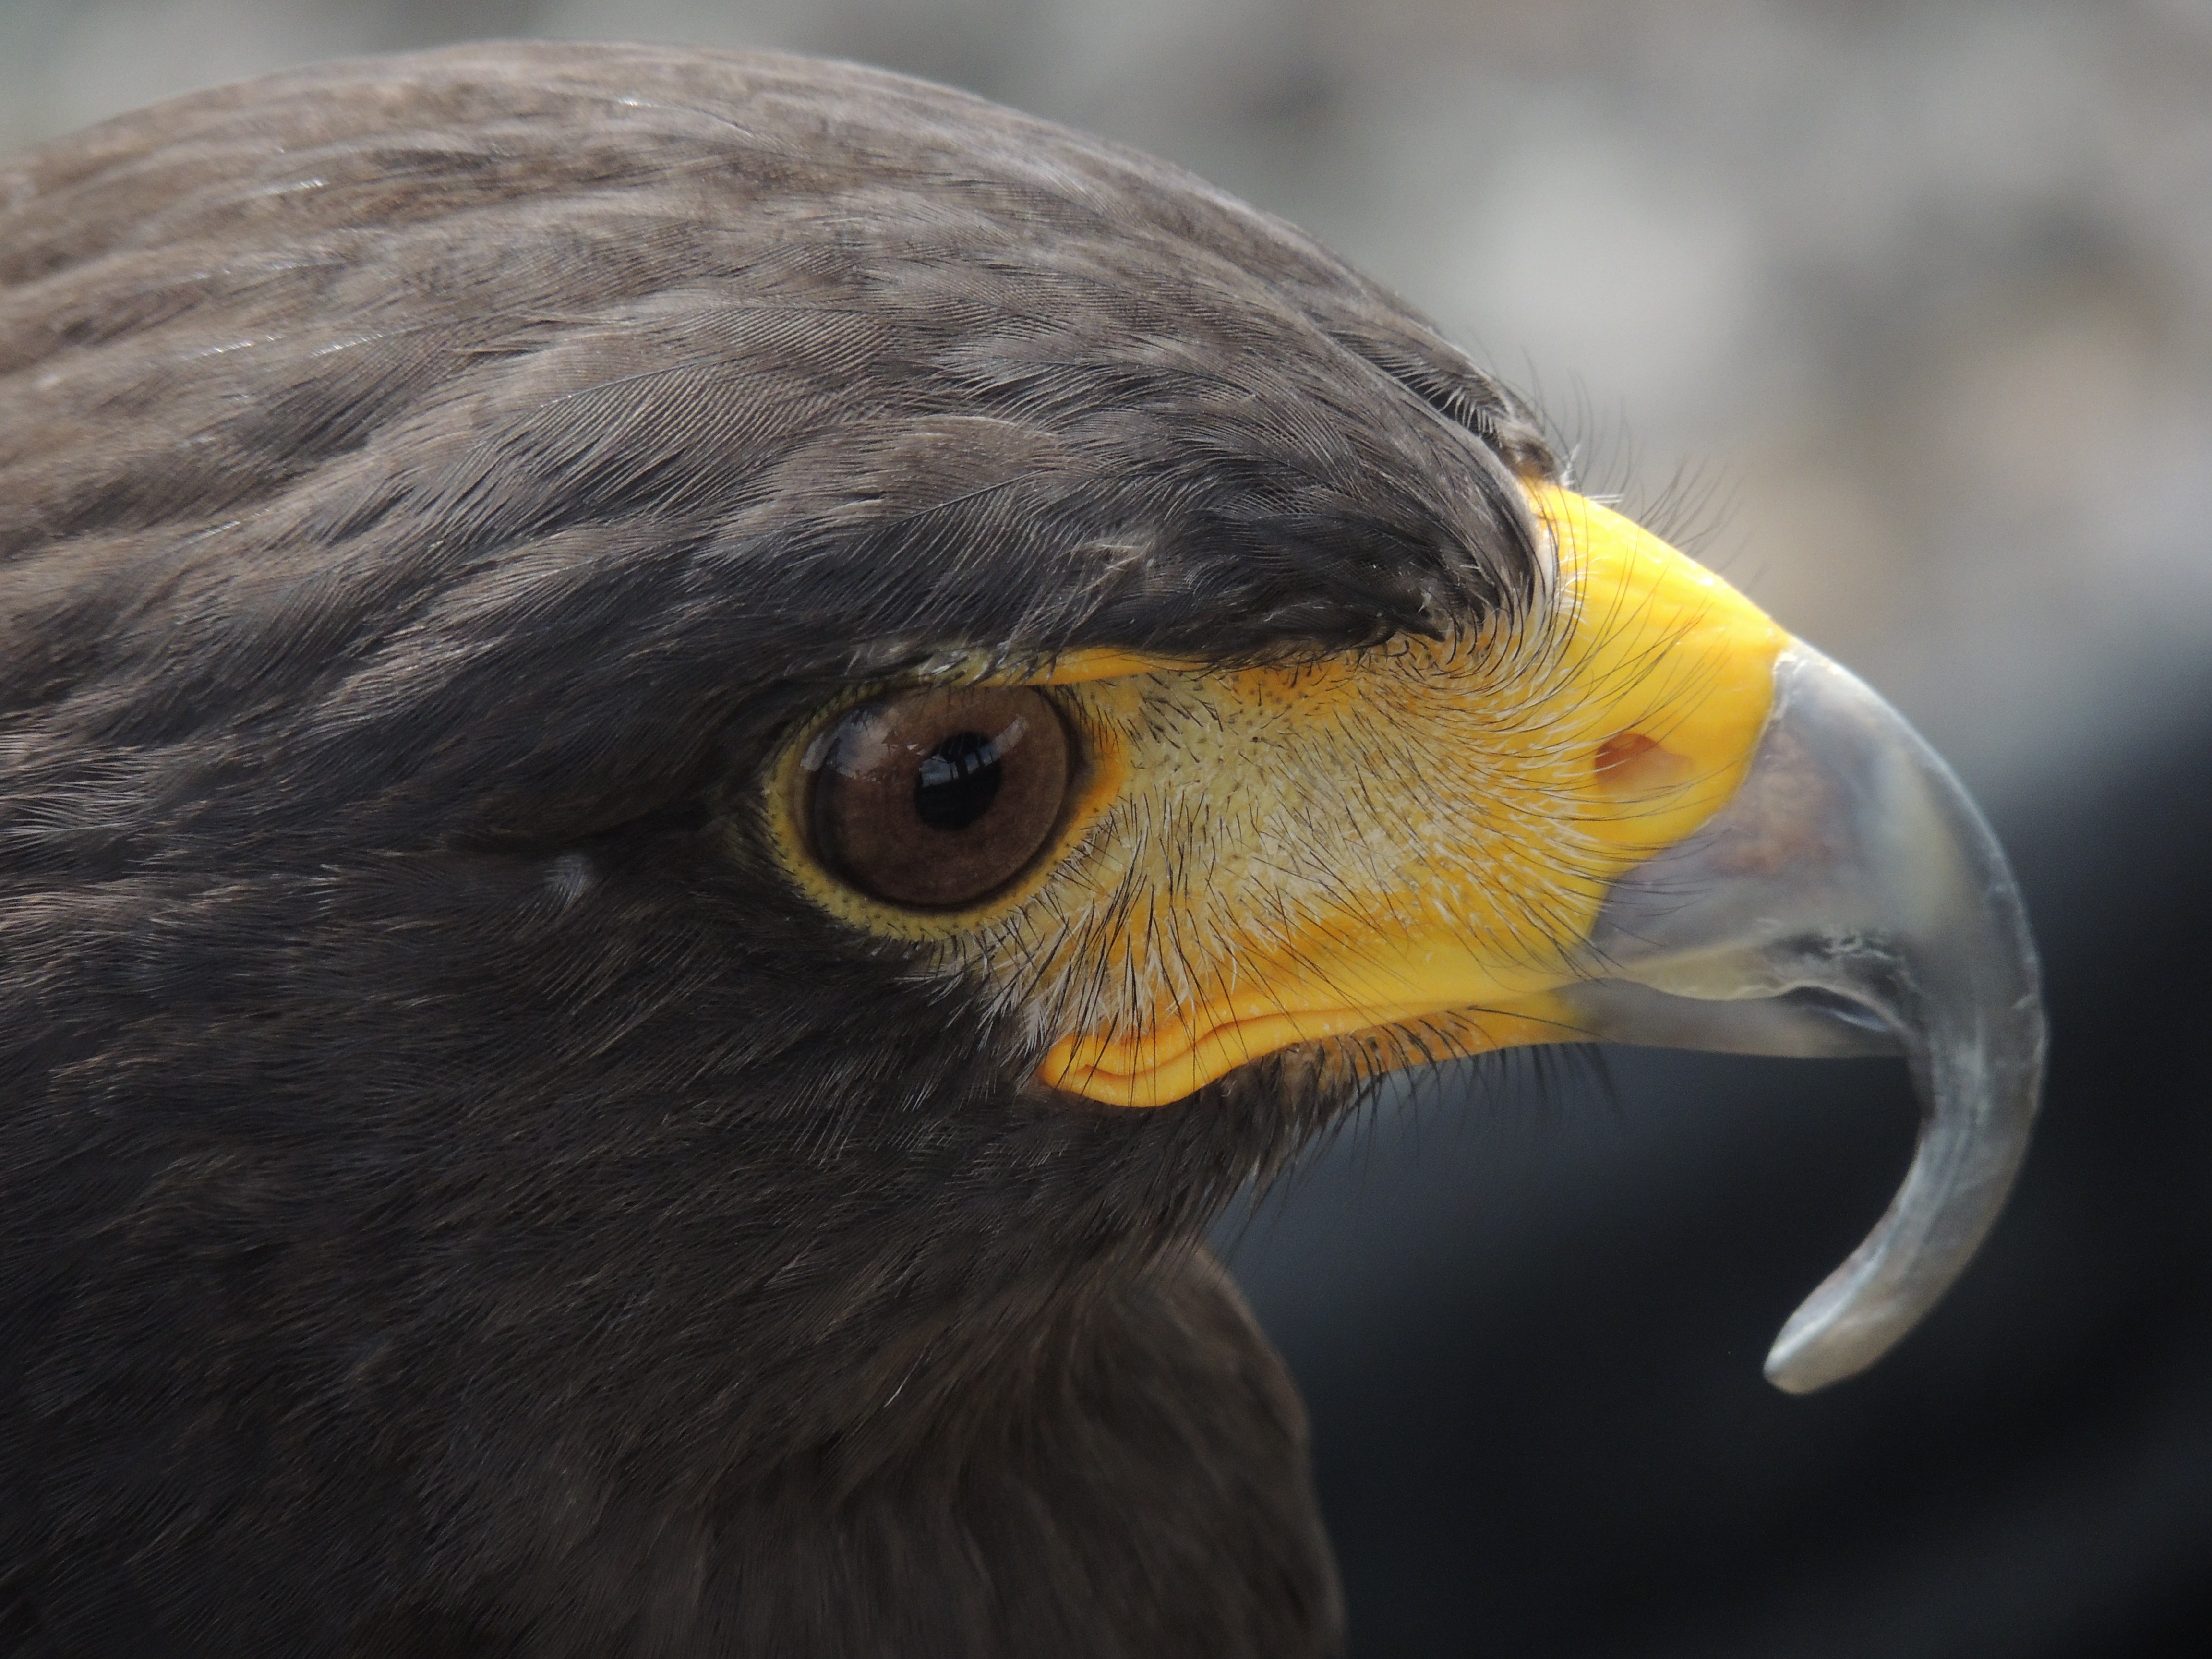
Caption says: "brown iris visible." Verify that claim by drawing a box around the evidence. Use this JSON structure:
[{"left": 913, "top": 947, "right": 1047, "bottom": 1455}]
[{"left": 808, "top": 686, "right": 1075, "bottom": 909}]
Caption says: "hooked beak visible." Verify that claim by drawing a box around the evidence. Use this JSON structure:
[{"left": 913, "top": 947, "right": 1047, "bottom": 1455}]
[
  {"left": 1555, "top": 639, "right": 2045, "bottom": 1391},
  {"left": 1037, "top": 488, "right": 2045, "bottom": 1392}
]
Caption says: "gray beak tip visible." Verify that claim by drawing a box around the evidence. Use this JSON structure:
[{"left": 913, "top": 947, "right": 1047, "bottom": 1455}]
[{"left": 1574, "top": 643, "right": 2046, "bottom": 1390}]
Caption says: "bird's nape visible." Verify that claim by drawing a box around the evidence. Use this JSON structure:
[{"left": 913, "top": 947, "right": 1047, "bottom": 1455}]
[{"left": 0, "top": 40, "right": 2041, "bottom": 1658}]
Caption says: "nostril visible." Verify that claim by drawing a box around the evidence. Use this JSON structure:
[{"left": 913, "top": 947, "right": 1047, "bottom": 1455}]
[{"left": 1594, "top": 731, "right": 1695, "bottom": 794}]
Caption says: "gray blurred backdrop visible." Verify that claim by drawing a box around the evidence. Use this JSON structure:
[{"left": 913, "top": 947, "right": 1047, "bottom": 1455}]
[{"left": 5, "top": 4, "right": 2209, "bottom": 1657}]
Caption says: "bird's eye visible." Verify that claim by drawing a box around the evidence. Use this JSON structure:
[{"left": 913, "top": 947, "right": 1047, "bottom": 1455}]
[{"left": 807, "top": 686, "right": 1076, "bottom": 910}]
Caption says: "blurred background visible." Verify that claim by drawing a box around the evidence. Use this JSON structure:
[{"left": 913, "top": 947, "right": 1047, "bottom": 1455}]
[{"left": 4, "top": 1, "right": 2207, "bottom": 1653}]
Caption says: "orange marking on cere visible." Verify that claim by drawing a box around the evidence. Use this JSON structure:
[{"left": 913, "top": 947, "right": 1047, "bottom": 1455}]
[{"left": 1593, "top": 731, "right": 1697, "bottom": 794}]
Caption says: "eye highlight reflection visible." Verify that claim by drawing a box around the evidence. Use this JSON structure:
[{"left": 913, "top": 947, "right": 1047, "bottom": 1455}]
[{"left": 807, "top": 686, "right": 1076, "bottom": 910}]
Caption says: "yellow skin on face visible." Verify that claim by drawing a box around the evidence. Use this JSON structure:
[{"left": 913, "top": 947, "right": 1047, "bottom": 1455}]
[{"left": 768, "top": 489, "right": 1788, "bottom": 1108}]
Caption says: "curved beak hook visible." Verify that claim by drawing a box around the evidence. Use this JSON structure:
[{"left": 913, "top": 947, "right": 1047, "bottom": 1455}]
[{"left": 1557, "top": 643, "right": 2046, "bottom": 1392}]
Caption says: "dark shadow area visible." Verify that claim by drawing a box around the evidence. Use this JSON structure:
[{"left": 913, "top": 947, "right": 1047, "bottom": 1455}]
[{"left": 1223, "top": 701, "right": 2212, "bottom": 1657}]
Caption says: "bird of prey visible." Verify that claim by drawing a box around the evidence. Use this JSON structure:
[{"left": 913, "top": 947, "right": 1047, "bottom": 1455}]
[{"left": 0, "top": 41, "right": 2042, "bottom": 1659}]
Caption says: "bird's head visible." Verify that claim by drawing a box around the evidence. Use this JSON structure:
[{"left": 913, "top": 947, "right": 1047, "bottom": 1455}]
[{"left": 0, "top": 40, "right": 2039, "bottom": 1511}]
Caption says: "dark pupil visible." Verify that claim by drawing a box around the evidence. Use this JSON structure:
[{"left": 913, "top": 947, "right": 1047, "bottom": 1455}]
[{"left": 914, "top": 730, "right": 1005, "bottom": 831}]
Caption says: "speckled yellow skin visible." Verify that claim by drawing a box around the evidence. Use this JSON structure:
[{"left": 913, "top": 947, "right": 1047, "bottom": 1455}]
[{"left": 768, "top": 489, "right": 1788, "bottom": 1108}]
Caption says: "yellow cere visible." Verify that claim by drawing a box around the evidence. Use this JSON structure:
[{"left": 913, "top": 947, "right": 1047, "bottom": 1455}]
[{"left": 769, "top": 488, "right": 1788, "bottom": 1109}]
